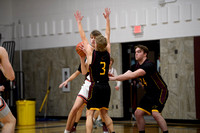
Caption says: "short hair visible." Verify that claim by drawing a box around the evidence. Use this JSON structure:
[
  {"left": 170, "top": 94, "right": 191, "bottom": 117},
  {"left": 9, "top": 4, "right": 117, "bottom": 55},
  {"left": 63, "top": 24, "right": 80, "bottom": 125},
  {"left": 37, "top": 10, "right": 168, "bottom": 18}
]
[
  {"left": 110, "top": 57, "right": 114, "bottom": 64},
  {"left": 95, "top": 35, "right": 107, "bottom": 52},
  {"left": 134, "top": 45, "right": 149, "bottom": 56},
  {"left": 90, "top": 30, "right": 102, "bottom": 37}
]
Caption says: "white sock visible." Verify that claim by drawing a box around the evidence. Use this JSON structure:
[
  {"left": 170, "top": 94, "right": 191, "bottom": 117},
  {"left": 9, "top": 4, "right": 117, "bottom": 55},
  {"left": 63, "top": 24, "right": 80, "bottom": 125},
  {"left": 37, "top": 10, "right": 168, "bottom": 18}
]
[
  {"left": 93, "top": 118, "right": 96, "bottom": 122},
  {"left": 97, "top": 115, "right": 101, "bottom": 121},
  {"left": 64, "top": 129, "right": 70, "bottom": 133}
]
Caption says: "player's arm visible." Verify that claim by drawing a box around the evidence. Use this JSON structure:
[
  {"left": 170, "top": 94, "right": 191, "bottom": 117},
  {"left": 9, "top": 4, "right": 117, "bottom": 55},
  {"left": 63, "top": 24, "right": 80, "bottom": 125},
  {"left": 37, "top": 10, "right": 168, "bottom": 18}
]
[
  {"left": 109, "top": 69, "right": 146, "bottom": 81},
  {"left": 0, "top": 47, "right": 15, "bottom": 81},
  {"left": 79, "top": 53, "right": 93, "bottom": 75},
  {"left": 103, "top": 8, "right": 111, "bottom": 54},
  {"left": 113, "top": 69, "right": 121, "bottom": 90},
  {"left": 80, "top": 56, "right": 88, "bottom": 75},
  {"left": 74, "top": 10, "right": 91, "bottom": 53},
  {"left": 59, "top": 70, "right": 80, "bottom": 88}
]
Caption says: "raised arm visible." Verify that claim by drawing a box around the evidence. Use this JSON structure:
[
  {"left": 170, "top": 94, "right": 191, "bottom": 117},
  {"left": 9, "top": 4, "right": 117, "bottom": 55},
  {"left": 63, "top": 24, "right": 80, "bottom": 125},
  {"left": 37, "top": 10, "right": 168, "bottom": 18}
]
[
  {"left": 0, "top": 47, "right": 15, "bottom": 81},
  {"left": 74, "top": 10, "right": 90, "bottom": 52},
  {"left": 74, "top": 10, "right": 93, "bottom": 72},
  {"left": 103, "top": 8, "right": 111, "bottom": 54}
]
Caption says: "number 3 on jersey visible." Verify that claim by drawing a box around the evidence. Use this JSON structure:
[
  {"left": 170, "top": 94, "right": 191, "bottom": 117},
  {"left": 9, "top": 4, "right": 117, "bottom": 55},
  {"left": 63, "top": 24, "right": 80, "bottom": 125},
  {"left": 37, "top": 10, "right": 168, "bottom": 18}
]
[{"left": 100, "top": 62, "right": 106, "bottom": 75}]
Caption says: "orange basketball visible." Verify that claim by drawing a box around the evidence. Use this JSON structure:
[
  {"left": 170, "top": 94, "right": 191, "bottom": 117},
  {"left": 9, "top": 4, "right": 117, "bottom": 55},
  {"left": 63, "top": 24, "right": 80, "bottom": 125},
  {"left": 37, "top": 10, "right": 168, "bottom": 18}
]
[{"left": 76, "top": 42, "right": 86, "bottom": 57}]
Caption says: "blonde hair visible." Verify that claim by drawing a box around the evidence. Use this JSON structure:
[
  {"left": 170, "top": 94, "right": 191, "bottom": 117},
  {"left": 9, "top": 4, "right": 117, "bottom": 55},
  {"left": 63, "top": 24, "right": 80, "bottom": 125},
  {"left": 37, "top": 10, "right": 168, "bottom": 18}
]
[{"left": 95, "top": 35, "right": 107, "bottom": 52}]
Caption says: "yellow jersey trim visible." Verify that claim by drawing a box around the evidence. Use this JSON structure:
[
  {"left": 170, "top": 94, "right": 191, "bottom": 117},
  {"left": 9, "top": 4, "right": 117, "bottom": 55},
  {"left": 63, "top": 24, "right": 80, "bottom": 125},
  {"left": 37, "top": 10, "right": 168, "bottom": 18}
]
[
  {"left": 89, "top": 107, "right": 109, "bottom": 111},
  {"left": 137, "top": 107, "right": 151, "bottom": 115},
  {"left": 152, "top": 109, "right": 159, "bottom": 113}
]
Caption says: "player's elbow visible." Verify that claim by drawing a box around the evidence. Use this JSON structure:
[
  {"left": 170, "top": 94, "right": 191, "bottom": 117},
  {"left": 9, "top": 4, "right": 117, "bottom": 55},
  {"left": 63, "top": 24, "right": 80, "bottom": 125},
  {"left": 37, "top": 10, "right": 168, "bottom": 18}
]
[
  {"left": 9, "top": 73, "right": 15, "bottom": 81},
  {"left": 7, "top": 74, "right": 15, "bottom": 81},
  {"left": 81, "top": 71, "right": 87, "bottom": 75}
]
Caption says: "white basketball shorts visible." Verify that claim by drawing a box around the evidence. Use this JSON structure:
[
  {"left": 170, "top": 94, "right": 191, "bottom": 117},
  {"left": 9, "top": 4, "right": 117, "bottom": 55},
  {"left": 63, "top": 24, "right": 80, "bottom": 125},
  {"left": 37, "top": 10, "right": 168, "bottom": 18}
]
[{"left": 78, "top": 79, "right": 91, "bottom": 103}]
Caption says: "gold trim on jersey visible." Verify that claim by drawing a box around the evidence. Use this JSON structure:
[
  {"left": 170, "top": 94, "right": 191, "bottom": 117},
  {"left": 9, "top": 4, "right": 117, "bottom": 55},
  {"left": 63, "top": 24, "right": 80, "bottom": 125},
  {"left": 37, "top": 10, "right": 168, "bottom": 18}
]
[
  {"left": 137, "top": 107, "right": 151, "bottom": 115},
  {"left": 152, "top": 109, "right": 159, "bottom": 113},
  {"left": 89, "top": 107, "right": 109, "bottom": 111}
]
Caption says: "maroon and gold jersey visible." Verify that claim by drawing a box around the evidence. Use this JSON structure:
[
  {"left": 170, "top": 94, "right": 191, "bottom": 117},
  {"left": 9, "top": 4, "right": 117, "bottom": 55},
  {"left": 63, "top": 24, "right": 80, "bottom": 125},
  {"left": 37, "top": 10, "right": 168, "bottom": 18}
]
[
  {"left": 134, "top": 59, "right": 168, "bottom": 104},
  {"left": 89, "top": 50, "right": 110, "bottom": 83}
]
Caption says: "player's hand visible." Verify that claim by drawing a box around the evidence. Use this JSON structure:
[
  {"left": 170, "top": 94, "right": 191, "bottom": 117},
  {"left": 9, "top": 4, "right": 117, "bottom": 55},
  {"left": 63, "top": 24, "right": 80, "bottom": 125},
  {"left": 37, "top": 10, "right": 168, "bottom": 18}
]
[
  {"left": 59, "top": 81, "right": 68, "bottom": 88},
  {"left": 103, "top": 8, "right": 111, "bottom": 19},
  {"left": 74, "top": 10, "right": 84, "bottom": 23},
  {"left": 0, "top": 85, "right": 5, "bottom": 92},
  {"left": 79, "top": 42, "right": 87, "bottom": 56},
  {"left": 79, "top": 54, "right": 86, "bottom": 61},
  {"left": 115, "top": 86, "right": 119, "bottom": 91}
]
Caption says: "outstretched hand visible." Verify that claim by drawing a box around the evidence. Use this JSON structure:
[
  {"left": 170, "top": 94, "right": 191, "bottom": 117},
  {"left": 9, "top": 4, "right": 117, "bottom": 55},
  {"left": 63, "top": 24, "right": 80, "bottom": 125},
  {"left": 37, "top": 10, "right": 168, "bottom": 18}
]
[
  {"left": 74, "top": 10, "right": 84, "bottom": 22},
  {"left": 103, "top": 8, "right": 111, "bottom": 19},
  {"left": 59, "top": 81, "right": 68, "bottom": 88}
]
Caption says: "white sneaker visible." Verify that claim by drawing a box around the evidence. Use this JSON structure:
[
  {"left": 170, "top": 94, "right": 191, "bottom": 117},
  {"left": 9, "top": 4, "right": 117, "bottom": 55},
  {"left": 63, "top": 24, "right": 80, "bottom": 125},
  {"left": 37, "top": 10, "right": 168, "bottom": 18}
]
[
  {"left": 93, "top": 120, "right": 97, "bottom": 129},
  {"left": 64, "top": 130, "right": 70, "bottom": 133},
  {"left": 96, "top": 120, "right": 103, "bottom": 127}
]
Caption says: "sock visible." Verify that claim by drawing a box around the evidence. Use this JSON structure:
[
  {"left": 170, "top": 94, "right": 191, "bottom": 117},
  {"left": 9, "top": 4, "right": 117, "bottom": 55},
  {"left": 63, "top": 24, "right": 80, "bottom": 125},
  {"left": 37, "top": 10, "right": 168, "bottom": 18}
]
[
  {"left": 74, "top": 122, "right": 78, "bottom": 128},
  {"left": 97, "top": 115, "right": 101, "bottom": 121},
  {"left": 163, "top": 131, "right": 168, "bottom": 133},
  {"left": 139, "top": 131, "right": 145, "bottom": 133},
  {"left": 102, "top": 122, "right": 108, "bottom": 131},
  {"left": 64, "top": 129, "right": 70, "bottom": 133}
]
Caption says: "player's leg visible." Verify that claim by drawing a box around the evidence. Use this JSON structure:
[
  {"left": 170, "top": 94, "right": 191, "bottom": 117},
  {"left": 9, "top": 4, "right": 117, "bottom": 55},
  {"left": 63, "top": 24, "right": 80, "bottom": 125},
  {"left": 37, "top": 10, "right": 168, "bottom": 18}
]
[
  {"left": 66, "top": 80, "right": 90, "bottom": 132},
  {"left": 1, "top": 111, "right": 16, "bottom": 133},
  {"left": 93, "top": 110, "right": 102, "bottom": 128},
  {"left": 151, "top": 89, "right": 168, "bottom": 133},
  {"left": 100, "top": 109, "right": 114, "bottom": 133},
  {"left": 134, "top": 109, "right": 146, "bottom": 132},
  {"left": 86, "top": 110, "right": 94, "bottom": 133},
  {"left": 0, "top": 97, "right": 16, "bottom": 133},
  {"left": 93, "top": 110, "right": 100, "bottom": 120},
  {"left": 152, "top": 111, "right": 168, "bottom": 132},
  {"left": 76, "top": 104, "right": 86, "bottom": 122},
  {"left": 71, "top": 103, "right": 86, "bottom": 132},
  {"left": 99, "top": 111, "right": 109, "bottom": 132},
  {"left": 65, "top": 96, "right": 84, "bottom": 131}
]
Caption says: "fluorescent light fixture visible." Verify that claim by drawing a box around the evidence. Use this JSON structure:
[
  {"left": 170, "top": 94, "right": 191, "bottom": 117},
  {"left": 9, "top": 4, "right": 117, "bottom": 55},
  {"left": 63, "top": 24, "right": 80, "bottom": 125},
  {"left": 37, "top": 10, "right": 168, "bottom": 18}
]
[{"left": 159, "top": 0, "right": 177, "bottom": 6}]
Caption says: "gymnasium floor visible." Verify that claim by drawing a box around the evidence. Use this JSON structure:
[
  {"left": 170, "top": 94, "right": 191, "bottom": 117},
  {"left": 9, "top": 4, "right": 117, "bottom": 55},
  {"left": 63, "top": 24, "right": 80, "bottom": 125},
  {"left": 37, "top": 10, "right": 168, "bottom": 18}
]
[{"left": 12, "top": 118, "right": 200, "bottom": 133}]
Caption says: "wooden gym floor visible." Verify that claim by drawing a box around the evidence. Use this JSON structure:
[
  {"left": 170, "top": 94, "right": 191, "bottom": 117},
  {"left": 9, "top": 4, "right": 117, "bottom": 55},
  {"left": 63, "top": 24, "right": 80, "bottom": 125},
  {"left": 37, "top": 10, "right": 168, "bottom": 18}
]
[{"left": 9, "top": 118, "right": 200, "bottom": 133}]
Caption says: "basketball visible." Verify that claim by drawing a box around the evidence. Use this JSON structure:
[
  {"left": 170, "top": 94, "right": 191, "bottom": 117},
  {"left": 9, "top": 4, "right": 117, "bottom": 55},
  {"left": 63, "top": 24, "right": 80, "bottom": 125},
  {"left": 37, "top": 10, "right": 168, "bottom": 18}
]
[{"left": 76, "top": 42, "right": 86, "bottom": 57}]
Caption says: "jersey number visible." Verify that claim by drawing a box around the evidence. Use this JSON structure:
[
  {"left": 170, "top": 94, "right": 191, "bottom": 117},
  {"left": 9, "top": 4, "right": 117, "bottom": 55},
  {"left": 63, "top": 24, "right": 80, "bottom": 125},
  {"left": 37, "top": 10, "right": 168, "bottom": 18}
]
[{"left": 100, "top": 62, "right": 106, "bottom": 75}]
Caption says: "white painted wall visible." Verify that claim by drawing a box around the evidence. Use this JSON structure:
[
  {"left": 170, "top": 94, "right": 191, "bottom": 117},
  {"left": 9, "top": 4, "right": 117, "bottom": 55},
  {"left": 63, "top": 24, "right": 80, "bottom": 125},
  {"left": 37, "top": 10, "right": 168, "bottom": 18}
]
[{"left": 1, "top": 0, "right": 200, "bottom": 50}]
